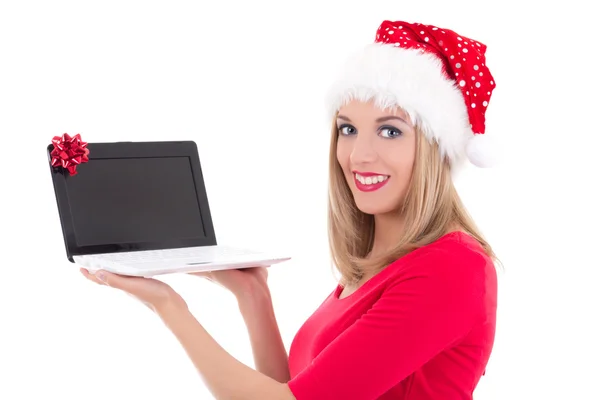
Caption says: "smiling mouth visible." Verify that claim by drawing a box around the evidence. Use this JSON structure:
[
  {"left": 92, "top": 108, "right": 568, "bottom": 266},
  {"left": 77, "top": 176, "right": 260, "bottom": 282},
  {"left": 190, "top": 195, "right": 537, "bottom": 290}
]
[{"left": 353, "top": 172, "right": 390, "bottom": 192}]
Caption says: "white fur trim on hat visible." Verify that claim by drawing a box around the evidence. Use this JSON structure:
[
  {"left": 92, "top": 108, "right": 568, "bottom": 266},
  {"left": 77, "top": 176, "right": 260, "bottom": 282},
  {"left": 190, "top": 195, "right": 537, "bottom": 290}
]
[{"left": 326, "top": 42, "right": 482, "bottom": 169}]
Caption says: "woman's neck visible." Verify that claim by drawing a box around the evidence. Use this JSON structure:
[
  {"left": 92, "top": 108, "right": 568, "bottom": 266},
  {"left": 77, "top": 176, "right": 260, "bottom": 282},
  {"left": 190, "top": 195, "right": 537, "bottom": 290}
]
[{"left": 369, "top": 212, "right": 405, "bottom": 259}]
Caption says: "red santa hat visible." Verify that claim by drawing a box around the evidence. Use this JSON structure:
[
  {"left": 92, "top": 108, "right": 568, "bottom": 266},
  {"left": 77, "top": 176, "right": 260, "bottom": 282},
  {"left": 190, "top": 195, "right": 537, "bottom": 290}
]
[{"left": 326, "top": 20, "right": 497, "bottom": 169}]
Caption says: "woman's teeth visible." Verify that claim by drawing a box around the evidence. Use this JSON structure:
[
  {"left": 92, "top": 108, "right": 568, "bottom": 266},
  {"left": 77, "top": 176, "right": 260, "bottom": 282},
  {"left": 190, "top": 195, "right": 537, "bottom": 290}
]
[{"left": 355, "top": 173, "right": 389, "bottom": 185}]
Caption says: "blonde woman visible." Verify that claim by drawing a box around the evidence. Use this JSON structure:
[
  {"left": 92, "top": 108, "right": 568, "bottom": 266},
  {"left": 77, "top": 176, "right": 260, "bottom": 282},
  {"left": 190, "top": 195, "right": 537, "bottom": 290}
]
[{"left": 82, "top": 20, "right": 499, "bottom": 399}]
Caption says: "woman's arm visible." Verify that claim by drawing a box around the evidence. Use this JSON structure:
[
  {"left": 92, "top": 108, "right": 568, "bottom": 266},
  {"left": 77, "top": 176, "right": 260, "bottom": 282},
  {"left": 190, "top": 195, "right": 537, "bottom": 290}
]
[
  {"left": 237, "top": 287, "right": 291, "bottom": 383},
  {"left": 157, "top": 301, "right": 295, "bottom": 400}
]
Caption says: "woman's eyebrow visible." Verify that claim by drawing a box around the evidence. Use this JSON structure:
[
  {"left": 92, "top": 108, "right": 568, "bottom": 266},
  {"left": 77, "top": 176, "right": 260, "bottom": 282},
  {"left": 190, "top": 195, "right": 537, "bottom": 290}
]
[
  {"left": 375, "top": 115, "right": 408, "bottom": 124},
  {"left": 336, "top": 115, "right": 408, "bottom": 124}
]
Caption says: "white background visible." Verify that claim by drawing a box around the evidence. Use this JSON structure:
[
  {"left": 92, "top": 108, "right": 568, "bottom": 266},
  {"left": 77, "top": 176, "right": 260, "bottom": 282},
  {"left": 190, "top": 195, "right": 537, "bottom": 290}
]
[{"left": 1, "top": 1, "right": 599, "bottom": 399}]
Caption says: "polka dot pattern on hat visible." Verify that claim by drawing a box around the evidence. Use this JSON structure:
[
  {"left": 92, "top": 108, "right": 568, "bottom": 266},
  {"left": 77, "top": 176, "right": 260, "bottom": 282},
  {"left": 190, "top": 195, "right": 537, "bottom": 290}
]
[{"left": 375, "top": 20, "right": 495, "bottom": 137}]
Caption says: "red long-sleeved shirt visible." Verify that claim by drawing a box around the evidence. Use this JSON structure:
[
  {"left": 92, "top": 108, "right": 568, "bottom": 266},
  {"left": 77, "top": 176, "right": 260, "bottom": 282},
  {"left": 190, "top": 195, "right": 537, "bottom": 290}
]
[{"left": 287, "top": 231, "right": 497, "bottom": 399}]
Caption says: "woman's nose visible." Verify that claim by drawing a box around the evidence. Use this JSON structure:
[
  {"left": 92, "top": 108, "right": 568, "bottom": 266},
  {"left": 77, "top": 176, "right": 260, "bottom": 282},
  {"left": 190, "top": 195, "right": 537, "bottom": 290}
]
[{"left": 350, "top": 133, "right": 378, "bottom": 165}]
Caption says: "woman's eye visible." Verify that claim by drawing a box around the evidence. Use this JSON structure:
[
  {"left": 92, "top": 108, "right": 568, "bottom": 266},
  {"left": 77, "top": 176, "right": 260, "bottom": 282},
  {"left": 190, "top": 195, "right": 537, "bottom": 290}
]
[
  {"left": 380, "top": 126, "right": 403, "bottom": 138},
  {"left": 339, "top": 125, "right": 357, "bottom": 135}
]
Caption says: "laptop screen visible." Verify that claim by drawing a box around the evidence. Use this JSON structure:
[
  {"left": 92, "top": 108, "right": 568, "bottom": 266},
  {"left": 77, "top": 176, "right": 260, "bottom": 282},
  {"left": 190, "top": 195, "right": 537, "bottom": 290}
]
[{"left": 64, "top": 156, "right": 206, "bottom": 247}]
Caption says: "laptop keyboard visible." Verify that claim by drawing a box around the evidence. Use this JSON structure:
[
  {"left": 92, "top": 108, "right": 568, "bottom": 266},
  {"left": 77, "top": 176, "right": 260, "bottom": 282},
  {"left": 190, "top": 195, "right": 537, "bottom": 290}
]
[{"left": 96, "top": 245, "right": 261, "bottom": 264}]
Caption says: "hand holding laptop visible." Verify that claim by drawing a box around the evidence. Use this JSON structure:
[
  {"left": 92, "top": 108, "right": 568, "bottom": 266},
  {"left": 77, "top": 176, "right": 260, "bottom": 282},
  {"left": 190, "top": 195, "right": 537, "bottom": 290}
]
[
  {"left": 189, "top": 265, "right": 270, "bottom": 299},
  {"left": 79, "top": 264, "right": 268, "bottom": 313}
]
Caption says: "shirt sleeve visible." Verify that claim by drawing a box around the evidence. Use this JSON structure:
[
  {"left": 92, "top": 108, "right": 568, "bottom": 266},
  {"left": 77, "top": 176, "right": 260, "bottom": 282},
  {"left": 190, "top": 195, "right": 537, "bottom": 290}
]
[{"left": 286, "top": 248, "right": 488, "bottom": 400}]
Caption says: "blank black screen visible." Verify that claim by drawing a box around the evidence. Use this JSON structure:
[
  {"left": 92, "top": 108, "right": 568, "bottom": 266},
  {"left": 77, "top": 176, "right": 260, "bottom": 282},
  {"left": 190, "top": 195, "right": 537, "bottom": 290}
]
[{"left": 66, "top": 157, "right": 205, "bottom": 246}]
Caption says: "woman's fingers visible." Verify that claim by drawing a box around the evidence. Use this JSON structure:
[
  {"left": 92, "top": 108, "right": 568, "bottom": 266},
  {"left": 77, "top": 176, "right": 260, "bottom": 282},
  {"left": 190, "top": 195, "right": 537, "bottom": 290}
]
[
  {"left": 189, "top": 271, "right": 213, "bottom": 280},
  {"left": 80, "top": 268, "right": 107, "bottom": 285},
  {"left": 80, "top": 268, "right": 136, "bottom": 291}
]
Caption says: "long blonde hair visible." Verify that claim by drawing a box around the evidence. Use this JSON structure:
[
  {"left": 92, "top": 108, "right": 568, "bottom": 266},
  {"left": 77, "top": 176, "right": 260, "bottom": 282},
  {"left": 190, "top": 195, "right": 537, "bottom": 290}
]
[{"left": 327, "top": 115, "right": 498, "bottom": 285}]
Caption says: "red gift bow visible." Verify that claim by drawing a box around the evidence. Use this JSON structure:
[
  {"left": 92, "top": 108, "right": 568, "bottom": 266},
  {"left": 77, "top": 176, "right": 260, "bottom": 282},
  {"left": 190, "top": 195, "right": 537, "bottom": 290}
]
[{"left": 50, "top": 133, "right": 89, "bottom": 175}]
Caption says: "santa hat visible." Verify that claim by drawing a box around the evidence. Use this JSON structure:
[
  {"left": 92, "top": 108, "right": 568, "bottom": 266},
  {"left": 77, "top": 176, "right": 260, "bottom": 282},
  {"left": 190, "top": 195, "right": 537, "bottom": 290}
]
[{"left": 326, "top": 20, "right": 497, "bottom": 169}]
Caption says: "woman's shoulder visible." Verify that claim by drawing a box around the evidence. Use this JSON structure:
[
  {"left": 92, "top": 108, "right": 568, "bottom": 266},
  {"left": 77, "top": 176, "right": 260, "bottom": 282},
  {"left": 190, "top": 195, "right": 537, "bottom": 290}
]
[
  {"left": 387, "top": 231, "right": 496, "bottom": 284},
  {"left": 428, "top": 230, "right": 492, "bottom": 262},
  {"left": 379, "top": 231, "right": 497, "bottom": 314}
]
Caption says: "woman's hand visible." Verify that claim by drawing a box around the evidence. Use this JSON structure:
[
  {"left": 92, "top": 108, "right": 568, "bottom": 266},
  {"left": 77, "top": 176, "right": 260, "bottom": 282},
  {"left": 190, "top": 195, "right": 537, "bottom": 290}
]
[
  {"left": 80, "top": 268, "right": 187, "bottom": 313},
  {"left": 190, "top": 267, "right": 270, "bottom": 301}
]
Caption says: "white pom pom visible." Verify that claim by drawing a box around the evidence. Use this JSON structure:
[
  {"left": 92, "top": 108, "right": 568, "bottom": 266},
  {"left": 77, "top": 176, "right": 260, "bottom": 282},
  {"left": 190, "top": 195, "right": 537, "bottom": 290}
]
[{"left": 466, "top": 134, "right": 499, "bottom": 168}]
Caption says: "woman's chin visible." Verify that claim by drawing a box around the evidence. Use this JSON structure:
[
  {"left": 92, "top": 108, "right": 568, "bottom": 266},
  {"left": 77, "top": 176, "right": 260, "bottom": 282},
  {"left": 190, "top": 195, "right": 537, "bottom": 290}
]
[{"left": 354, "top": 199, "right": 396, "bottom": 216}]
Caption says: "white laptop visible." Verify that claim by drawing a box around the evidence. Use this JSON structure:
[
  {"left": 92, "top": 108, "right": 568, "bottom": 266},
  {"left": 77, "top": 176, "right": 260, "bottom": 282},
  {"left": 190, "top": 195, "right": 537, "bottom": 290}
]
[{"left": 47, "top": 140, "right": 290, "bottom": 277}]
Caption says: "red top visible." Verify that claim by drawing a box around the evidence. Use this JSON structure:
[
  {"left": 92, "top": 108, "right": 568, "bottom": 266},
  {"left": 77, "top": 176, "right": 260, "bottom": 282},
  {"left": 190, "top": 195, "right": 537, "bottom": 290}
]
[{"left": 287, "top": 231, "right": 497, "bottom": 400}]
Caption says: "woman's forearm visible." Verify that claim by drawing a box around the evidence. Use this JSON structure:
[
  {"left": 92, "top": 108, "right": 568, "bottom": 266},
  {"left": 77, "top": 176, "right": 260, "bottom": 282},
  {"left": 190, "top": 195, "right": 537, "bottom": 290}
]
[
  {"left": 238, "top": 290, "right": 291, "bottom": 383},
  {"left": 156, "top": 302, "right": 295, "bottom": 400}
]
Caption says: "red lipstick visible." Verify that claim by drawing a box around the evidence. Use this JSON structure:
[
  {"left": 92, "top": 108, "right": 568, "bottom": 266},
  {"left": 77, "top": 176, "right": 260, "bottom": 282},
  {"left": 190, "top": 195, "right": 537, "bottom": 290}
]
[{"left": 353, "top": 171, "right": 390, "bottom": 192}]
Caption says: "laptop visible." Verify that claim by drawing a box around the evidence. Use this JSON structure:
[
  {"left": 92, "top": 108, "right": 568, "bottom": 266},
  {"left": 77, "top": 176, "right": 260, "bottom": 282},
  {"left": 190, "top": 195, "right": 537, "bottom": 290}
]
[{"left": 47, "top": 140, "right": 290, "bottom": 277}]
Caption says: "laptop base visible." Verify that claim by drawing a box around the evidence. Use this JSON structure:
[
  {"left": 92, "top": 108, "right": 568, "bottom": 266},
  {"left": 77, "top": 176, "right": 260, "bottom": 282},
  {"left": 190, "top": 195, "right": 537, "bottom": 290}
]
[{"left": 74, "top": 245, "right": 291, "bottom": 277}]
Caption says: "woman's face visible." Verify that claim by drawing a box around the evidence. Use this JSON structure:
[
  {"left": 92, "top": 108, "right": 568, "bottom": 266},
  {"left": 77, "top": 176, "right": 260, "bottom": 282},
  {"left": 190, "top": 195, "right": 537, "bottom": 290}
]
[{"left": 336, "top": 100, "right": 417, "bottom": 215}]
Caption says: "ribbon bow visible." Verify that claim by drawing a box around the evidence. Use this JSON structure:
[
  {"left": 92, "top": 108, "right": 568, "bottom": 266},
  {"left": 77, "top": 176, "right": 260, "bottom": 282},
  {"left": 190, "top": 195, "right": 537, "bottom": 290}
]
[{"left": 50, "top": 133, "right": 89, "bottom": 175}]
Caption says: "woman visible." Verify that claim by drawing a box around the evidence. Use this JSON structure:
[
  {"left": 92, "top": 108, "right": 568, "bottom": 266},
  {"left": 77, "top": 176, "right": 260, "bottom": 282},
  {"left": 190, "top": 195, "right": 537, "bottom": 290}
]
[{"left": 82, "top": 20, "right": 499, "bottom": 399}]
